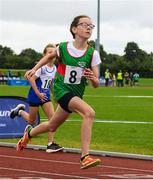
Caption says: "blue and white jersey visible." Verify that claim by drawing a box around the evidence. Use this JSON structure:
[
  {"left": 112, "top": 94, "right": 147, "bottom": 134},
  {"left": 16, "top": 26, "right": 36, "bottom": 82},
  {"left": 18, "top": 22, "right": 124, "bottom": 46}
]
[{"left": 27, "top": 64, "right": 57, "bottom": 105}]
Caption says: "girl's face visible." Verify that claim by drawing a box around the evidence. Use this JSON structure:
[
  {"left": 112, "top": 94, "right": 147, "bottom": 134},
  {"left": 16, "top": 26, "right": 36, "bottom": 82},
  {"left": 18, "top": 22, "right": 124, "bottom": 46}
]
[
  {"left": 73, "top": 17, "right": 95, "bottom": 40},
  {"left": 44, "top": 47, "right": 55, "bottom": 56},
  {"left": 44, "top": 47, "right": 56, "bottom": 66}
]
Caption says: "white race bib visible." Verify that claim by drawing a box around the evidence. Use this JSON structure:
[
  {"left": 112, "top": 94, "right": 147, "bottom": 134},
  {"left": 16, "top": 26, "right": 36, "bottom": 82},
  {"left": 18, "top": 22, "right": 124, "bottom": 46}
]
[
  {"left": 64, "top": 65, "right": 83, "bottom": 84},
  {"left": 42, "top": 78, "right": 51, "bottom": 89}
]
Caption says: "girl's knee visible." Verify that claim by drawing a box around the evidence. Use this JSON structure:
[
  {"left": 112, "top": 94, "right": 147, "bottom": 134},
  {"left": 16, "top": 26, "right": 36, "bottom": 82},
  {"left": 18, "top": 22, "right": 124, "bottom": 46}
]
[
  {"left": 84, "top": 108, "right": 95, "bottom": 120},
  {"left": 29, "top": 119, "right": 35, "bottom": 125},
  {"left": 48, "top": 122, "right": 57, "bottom": 132}
]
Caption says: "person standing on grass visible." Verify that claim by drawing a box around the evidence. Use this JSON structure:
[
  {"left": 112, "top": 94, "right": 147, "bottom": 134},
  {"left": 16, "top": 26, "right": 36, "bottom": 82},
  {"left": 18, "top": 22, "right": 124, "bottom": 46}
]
[
  {"left": 112, "top": 73, "right": 116, "bottom": 87},
  {"left": 17, "top": 15, "right": 101, "bottom": 169},
  {"left": 10, "top": 44, "right": 63, "bottom": 153},
  {"left": 104, "top": 69, "right": 110, "bottom": 87},
  {"left": 129, "top": 72, "right": 134, "bottom": 86},
  {"left": 124, "top": 71, "right": 130, "bottom": 86},
  {"left": 117, "top": 70, "right": 123, "bottom": 87},
  {"left": 133, "top": 72, "right": 140, "bottom": 86}
]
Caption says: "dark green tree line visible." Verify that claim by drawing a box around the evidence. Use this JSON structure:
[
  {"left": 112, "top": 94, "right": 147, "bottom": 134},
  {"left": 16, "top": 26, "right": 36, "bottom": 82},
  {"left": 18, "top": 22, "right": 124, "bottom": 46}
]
[
  {"left": 0, "top": 45, "right": 42, "bottom": 69},
  {"left": 0, "top": 42, "right": 153, "bottom": 77}
]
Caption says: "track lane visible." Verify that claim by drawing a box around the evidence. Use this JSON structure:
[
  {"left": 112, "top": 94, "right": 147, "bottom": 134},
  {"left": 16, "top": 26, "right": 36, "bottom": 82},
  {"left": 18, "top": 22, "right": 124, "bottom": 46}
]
[{"left": 0, "top": 147, "right": 153, "bottom": 179}]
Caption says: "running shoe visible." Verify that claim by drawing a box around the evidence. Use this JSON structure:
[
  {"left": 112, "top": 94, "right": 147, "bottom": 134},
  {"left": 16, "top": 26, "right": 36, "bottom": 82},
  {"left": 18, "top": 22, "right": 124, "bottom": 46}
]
[
  {"left": 10, "top": 104, "right": 25, "bottom": 119},
  {"left": 80, "top": 155, "right": 101, "bottom": 169},
  {"left": 16, "top": 125, "right": 32, "bottom": 152},
  {"left": 46, "top": 142, "right": 63, "bottom": 153}
]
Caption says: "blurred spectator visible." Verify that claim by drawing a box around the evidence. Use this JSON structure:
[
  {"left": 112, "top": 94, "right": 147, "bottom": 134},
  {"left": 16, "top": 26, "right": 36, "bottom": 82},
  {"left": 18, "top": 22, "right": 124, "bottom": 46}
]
[
  {"left": 7, "top": 69, "right": 13, "bottom": 78},
  {"left": 104, "top": 69, "right": 111, "bottom": 87},
  {"left": 0, "top": 70, "right": 4, "bottom": 84},
  {"left": 129, "top": 72, "right": 134, "bottom": 86},
  {"left": 112, "top": 73, "right": 116, "bottom": 87},
  {"left": 117, "top": 70, "right": 123, "bottom": 87},
  {"left": 124, "top": 71, "right": 130, "bottom": 86},
  {"left": 0, "top": 70, "right": 4, "bottom": 76},
  {"left": 17, "top": 71, "right": 22, "bottom": 79},
  {"left": 133, "top": 72, "right": 140, "bottom": 86}
]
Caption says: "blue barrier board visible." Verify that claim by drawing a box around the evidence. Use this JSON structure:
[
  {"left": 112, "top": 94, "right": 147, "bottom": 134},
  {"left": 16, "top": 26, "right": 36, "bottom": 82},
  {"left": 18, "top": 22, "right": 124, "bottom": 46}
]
[
  {"left": 7, "top": 79, "right": 30, "bottom": 86},
  {"left": 0, "top": 96, "right": 40, "bottom": 138}
]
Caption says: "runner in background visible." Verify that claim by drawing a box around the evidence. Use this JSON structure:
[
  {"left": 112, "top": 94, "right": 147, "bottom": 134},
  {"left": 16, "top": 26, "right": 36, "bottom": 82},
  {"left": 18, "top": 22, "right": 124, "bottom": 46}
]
[{"left": 10, "top": 44, "right": 63, "bottom": 153}]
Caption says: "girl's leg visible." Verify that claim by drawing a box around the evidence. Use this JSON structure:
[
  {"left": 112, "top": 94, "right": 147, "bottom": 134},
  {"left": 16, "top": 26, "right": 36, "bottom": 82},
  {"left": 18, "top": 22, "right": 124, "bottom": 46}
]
[
  {"left": 29, "top": 104, "right": 70, "bottom": 137},
  {"left": 42, "top": 102, "right": 55, "bottom": 143},
  {"left": 42, "top": 102, "right": 63, "bottom": 152},
  {"left": 68, "top": 96, "right": 95, "bottom": 157},
  {"left": 20, "top": 106, "right": 38, "bottom": 125}
]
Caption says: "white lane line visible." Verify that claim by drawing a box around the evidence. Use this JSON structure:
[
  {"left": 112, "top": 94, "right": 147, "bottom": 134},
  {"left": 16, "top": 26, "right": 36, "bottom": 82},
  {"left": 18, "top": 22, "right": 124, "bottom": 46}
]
[
  {"left": 41, "top": 118, "right": 153, "bottom": 124},
  {"left": 90, "top": 120, "right": 153, "bottom": 124},
  {"left": 0, "top": 154, "right": 153, "bottom": 174},
  {"left": 0, "top": 167, "right": 89, "bottom": 179},
  {"left": 84, "top": 95, "right": 153, "bottom": 98},
  {"left": 113, "top": 96, "right": 153, "bottom": 98},
  {"left": 0, "top": 154, "right": 78, "bottom": 165},
  {"left": 102, "top": 165, "right": 153, "bottom": 173},
  {"left": 101, "top": 173, "right": 153, "bottom": 179}
]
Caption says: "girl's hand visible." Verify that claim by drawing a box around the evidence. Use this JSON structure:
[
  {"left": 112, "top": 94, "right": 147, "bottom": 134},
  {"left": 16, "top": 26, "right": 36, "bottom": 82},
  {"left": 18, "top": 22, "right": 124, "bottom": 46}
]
[
  {"left": 37, "top": 92, "right": 48, "bottom": 102},
  {"left": 83, "top": 68, "right": 95, "bottom": 80},
  {"left": 24, "top": 69, "right": 36, "bottom": 80},
  {"left": 83, "top": 67, "right": 100, "bottom": 88}
]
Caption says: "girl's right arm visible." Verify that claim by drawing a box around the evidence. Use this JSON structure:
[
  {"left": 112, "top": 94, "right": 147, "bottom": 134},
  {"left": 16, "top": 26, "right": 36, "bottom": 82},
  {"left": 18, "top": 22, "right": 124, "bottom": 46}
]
[
  {"left": 25, "top": 48, "right": 56, "bottom": 79},
  {"left": 29, "top": 75, "right": 48, "bottom": 102}
]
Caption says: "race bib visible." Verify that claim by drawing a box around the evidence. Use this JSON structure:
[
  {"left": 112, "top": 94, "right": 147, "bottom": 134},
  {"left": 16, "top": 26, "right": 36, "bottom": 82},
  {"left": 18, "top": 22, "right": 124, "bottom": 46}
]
[
  {"left": 64, "top": 65, "right": 83, "bottom": 84},
  {"left": 42, "top": 78, "right": 51, "bottom": 89}
]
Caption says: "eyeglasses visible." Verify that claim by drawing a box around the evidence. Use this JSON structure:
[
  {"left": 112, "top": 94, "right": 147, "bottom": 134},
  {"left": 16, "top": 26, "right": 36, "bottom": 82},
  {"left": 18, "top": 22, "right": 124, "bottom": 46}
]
[{"left": 77, "top": 22, "right": 95, "bottom": 30}]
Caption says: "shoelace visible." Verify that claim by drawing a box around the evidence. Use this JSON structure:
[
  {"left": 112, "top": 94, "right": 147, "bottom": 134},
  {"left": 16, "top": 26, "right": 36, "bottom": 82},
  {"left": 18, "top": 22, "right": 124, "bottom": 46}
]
[{"left": 52, "top": 142, "right": 59, "bottom": 146}]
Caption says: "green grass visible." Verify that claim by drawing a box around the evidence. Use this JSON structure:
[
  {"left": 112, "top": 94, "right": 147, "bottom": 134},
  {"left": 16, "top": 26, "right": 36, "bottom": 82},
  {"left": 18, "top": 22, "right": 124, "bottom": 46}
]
[
  {"left": 139, "top": 78, "right": 153, "bottom": 87},
  {"left": 84, "top": 86, "right": 153, "bottom": 122},
  {"left": 0, "top": 78, "right": 153, "bottom": 155}
]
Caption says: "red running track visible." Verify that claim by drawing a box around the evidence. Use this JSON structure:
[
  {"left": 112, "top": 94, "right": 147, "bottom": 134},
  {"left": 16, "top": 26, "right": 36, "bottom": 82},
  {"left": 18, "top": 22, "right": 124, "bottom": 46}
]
[{"left": 0, "top": 147, "right": 153, "bottom": 179}]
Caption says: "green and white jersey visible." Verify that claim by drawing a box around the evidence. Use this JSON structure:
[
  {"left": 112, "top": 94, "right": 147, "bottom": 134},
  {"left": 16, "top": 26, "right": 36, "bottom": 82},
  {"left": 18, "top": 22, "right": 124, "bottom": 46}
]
[
  {"left": 133, "top": 73, "right": 139, "bottom": 81},
  {"left": 54, "top": 42, "right": 101, "bottom": 101}
]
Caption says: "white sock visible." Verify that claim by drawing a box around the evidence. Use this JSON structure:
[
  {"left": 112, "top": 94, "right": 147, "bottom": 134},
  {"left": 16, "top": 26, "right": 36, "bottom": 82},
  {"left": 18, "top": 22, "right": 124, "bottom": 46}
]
[
  {"left": 48, "top": 142, "right": 53, "bottom": 146},
  {"left": 18, "top": 110, "right": 22, "bottom": 116}
]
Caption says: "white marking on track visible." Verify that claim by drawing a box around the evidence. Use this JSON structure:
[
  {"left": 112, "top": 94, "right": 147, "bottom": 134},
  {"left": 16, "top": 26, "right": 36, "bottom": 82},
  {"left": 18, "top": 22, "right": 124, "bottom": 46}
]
[
  {"left": 0, "top": 167, "right": 91, "bottom": 179},
  {"left": 0, "top": 154, "right": 153, "bottom": 174},
  {"left": 104, "top": 173, "right": 153, "bottom": 179},
  {"left": 0, "top": 154, "right": 78, "bottom": 165},
  {"left": 102, "top": 165, "right": 153, "bottom": 173}
]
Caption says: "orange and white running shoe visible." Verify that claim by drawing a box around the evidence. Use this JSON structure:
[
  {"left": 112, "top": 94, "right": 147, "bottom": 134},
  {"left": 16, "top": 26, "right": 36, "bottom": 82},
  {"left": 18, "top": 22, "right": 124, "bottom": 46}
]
[
  {"left": 16, "top": 125, "right": 32, "bottom": 152},
  {"left": 80, "top": 155, "right": 101, "bottom": 169}
]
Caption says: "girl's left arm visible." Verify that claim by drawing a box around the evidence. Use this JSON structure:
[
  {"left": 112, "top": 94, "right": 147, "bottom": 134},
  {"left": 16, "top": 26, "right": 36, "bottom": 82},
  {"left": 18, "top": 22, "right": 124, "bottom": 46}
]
[
  {"left": 84, "top": 65, "right": 100, "bottom": 88},
  {"left": 91, "top": 65, "right": 100, "bottom": 88}
]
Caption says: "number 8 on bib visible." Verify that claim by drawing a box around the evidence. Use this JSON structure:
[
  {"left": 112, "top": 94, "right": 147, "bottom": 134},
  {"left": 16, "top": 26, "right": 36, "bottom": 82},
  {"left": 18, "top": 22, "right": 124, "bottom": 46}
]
[{"left": 64, "top": 65, "right": 83, "bottom": 84}]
